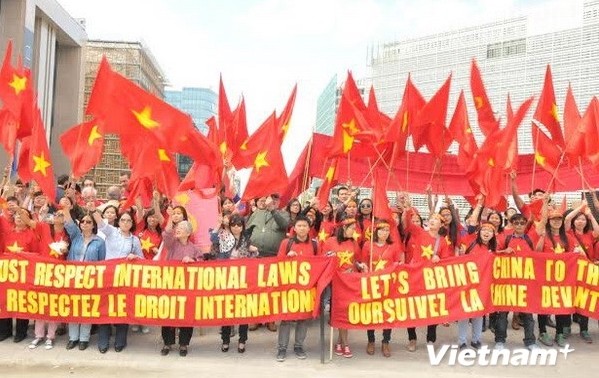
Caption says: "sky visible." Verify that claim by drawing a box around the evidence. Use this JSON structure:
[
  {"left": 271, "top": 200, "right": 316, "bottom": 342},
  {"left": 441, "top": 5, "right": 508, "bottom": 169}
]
[{"left": 57, "top": 0, "right": 584, "bottom": 173}]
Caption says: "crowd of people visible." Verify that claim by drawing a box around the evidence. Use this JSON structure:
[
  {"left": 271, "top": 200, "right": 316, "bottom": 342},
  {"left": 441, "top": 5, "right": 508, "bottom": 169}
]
[{"left": 0, "top": 168, "right": 597, "bottom": 362}]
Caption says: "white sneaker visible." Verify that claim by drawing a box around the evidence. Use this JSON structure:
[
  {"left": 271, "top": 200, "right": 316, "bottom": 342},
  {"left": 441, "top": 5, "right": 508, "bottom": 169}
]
[
  {"left": 28, "top": 338, "right": 43, "bottom": 349},
  {"left": 141, "top": 326, "right": 150, "bottom": 334},
  {"left": 45, "top": 339, "right": 54, "bottom": 350},
  {"left": 527, "top": 343, "right": 539, "bottom": 351},
  {"left": 494, "top": 342, "right": 505, "bottom": 350},
  {"left": 131, "top": 325, "right": 140, "bottom": 332}
]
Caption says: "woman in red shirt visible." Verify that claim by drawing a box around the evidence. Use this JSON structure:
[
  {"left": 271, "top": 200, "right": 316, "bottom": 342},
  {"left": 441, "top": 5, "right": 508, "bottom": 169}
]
[
  {"left": 357, "top": 220, "right": 403, "bottom": 358},
  {"left": 322, "top": 218, "right": 360, "bottom": 358},
  {"left": 402, "top": 207, "right": 452, "bottom": 351},
  {"left": 564, "top": 202, "right": 598, "bottom": 343},
  {"left": 534, "top": 208, "right": 580, "bottom": 347}
]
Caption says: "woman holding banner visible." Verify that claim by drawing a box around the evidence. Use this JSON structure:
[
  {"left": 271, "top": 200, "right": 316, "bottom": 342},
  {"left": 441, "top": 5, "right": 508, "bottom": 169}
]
[
  {"left": 61, "top": 199, "right": 106, "bottom": 351},
  {"left": 211, "top": 213, "right": 257, "bottom": 353},
  {"left": 565, "top": 201, "right": 599, "bottom": 343},
  {"left": 322, "top": 217, "right": 360, "bottom": 358},
  {"left": 89, "top": 205, "right": 143, "bottom": 353},
  {"left": 0, "top": 207, "right": 42, "bottom": 343},
  {"left": 401, "top": 203, "right": 452, "bottom": 351},
  {"left": 356, "top": 220, "right": 403, "bottom": 357},
  {"left": 534, "top": 206, "right": 579, "bottom": 348},
  {"left": 456, "top": 221, "right": 496, "bottom": 350},
  {"left": 159, "top": 220, "right": 201, "bottom": 357}
]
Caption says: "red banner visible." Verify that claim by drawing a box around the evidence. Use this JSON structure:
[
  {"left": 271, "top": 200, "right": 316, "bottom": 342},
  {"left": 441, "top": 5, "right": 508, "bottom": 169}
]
[
  {"left": 331, "top": 252, "right": 598, "bottom": 329},
  {"left": 0, "top": 255, "right": 334, "bottom": 327}
]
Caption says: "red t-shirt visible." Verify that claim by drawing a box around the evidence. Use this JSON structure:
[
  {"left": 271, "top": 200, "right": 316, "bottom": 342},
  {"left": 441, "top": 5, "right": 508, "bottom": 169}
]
[
  {"left": 138, "top": 229, "right": 163, "bottom": 260},
  {"left": 3, "top": 227, "right": 40, "bottom": 255},
  {"left": 358, "top": 242, "right": 403, "bottom": 271},
  {"left": 496, "top": 232, "right": 535, "bottom": 254},
  {"left": 530, "top": 228, "right": 577, "bottom": 253},
  {"left": 277, "top": 237, "right": 320, "bottom": 257},
  {"left": 321, "top": 237, "right": 360, "bottom": 272},
  {"left": 568, "top": 230, "right": 595, "bottom": 256}
]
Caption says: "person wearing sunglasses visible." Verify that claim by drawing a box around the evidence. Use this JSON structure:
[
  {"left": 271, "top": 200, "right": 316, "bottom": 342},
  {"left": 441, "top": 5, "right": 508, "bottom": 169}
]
[
  {"left": 357, "top": 198, "right": 373, "bottom": 246},
  {"left": 89, "top": 203, "right": 143, "bottom": 354},
  {"left": 210, "top": 214, "right": 257, "bottom": 354},
  {"left": 60, "top": 198, "right": 106, "bottom": 352}
]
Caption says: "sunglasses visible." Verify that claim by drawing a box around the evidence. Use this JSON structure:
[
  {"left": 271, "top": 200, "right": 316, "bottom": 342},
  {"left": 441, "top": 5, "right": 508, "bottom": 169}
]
[
  {"left": 230, "top": 223, "right": 243, "bottom": 227},
  {"left": 360, "top": 204, "right": 372, "bottom": 208},
  {"left": 80, "top": 219, "right": 93, "bottom": 224}
]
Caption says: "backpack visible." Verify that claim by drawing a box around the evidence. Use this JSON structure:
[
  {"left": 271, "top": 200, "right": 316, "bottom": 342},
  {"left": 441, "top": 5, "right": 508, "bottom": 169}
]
[{"left": 285, "top": 237, "right": 318, "bottom": 256}]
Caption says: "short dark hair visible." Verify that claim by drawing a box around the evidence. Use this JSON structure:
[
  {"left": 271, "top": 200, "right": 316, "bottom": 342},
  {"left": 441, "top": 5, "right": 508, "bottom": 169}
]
[
  {"left": 337, "top": 186, "right": 349, "bottom": 194},
  {"left": 57, "top": 174, "right": 70, "bottom": 186},
  {"left": 293, "top": 215, "right": 311, "bottom": 226},
  {"left": 79, "top": 214, "right": 98, "bottom": 234},
  {"left": 117, "top": 210, "right": 136, "bottom": 233},
  {"left": 529, "top": 188, "right": 545, "bottom": 197}
]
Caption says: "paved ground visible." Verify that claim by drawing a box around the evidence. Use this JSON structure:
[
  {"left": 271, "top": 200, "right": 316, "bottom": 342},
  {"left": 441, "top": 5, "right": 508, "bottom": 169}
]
[{"left": 0, "top": 317, "right": 598, "bottom": 377}]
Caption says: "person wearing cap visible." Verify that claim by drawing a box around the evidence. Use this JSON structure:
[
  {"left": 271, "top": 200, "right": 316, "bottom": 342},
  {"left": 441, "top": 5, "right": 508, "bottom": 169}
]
[
  {"left": 357, "top": 220, "right": 403, "bottom": 357},
  {"left": 247, "top": 193, "right": 289, "bottom": 332},
  {"left": 456, "top": 222, "right": 496, "bottom": 351},
  {"left": 493, "top": 213, "right": 539, "bottom": 350},
  {"left": 322, "top": 216, "right": 361, "bottom": 358},
  {"left": 533, "top": 204, "right": 579, "bottom": 348},
  {"left": 564, "top": 200, "right": 599, "bottom": 343}
]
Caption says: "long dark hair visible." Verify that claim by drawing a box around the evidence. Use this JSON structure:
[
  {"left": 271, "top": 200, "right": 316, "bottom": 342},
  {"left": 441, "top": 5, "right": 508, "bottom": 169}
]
[
  {"left": 373, "top": 221, "right": 393, "bottom": 245},
  {"left": 545, "top": 218, "right": 570, "bottom": 251},
  {"left": 79, "top": 214, "right": 98, "bottom": 235},
  {"left": 102, "top": 205, "right": 119, "bottom": 227},
  {"left": 117, "top": 210, "right": 137, "bottom": 233},
  {"left": 439, "top": 206, "right": 458, "bottom": 247},
  {"left": 143, "top": 209, "right": 162, "bottom": 234},
  {"left": 335, "top": 218, "right": 355, "bottom": 244},
  {"left": 229, "top": 214, "right": 250, "bottom": 250},
  {"left": 172, "top": 206, "right": 189, "bottom": 222},
  {"left": 468, "top": 230, "right": 497, "bottom": 253},
  {"left": 487, "top": 211, "right": 504, "bottom": 233},
  {"left": 570, "top": 212, "right": 591, "bottom": 234}
]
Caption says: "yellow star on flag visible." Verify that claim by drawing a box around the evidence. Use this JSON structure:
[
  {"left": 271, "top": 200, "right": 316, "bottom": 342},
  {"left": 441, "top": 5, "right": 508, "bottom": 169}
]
[
  {"left": 32, "top": 152, "right": 51, "bottom": 177},
  {"left": 553, "top": 244, "right": 565, "bottom": 254},
  {"left": 516, "top": 245, "right": 521, "bottom": 251},
  {"left": 465, "top": 127, "right": 473, "bottom": 134},
  {"left": 240, "top": 139, "right": 249, "bottom": 151},
  {"left": 421, "top": 244, "right": 434, "bottom": 260},
  {"left": 488, "top": 157, "right": 495, "bottom": 167},
  {"left": 325, "top": 165, "right": 335, "bottom": 183},
  {"left": 9, "top": 74, "right": 27, "bottom": 95},
  {"left": 534, "top": 152, "right": 546, "bottom": 166},
  {"left": 318, "top": 229, "right": 329, "bottom": 242},
  {"left": 401, "top": 111, "right": 409, "bottom": 133},
  {"left": 352, "top": 230, "right": 361, "bottom": 241},
  {"left": 132, "top": 106, "right": 160, "bottom": 129},
  {"left": 374, "top": 259, "right": 387, "bottom": 271},
  {"left": 281, "top": 122, "right": 290, "bottom": 136},
  {"left": 174, "top": 192, "right": 190, "bottom": 206},
  {"left": 342, "top": 118, "right": 359, "bottom": 135},
  {"left": 342, "top": 130, "right": 355, "bottom": 154},
  {"left": 550, "top": 103, "right": 559, "bottom": 122},
  {"left": 87, "top": 125, "right": 102, "bottom": 145},
  {"left": 158, "top": 148, "right": 171, "bottom": 162},
  {"left": 6, "top": 241, "right": 23, "bottom": 253},
  {"left": 140, "top": 237, "right": 155, "bottom": 252},
  {"left": 474, "top": 96, "right": 484, "bottom": 109},
  {"left": 219, "top": 142, "right": 228, "bottom": 156},
  {"left": 254, "top": 151, "right": 269, "bottom": 173},
  {"left": 337, "top": 250, "right": 354, "bottom": 267}
]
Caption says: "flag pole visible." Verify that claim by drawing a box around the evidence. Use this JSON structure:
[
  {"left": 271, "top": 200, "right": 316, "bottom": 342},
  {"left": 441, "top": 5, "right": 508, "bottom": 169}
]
[{"left": 531, "top": 123, "right": 541, "bottom": 192}]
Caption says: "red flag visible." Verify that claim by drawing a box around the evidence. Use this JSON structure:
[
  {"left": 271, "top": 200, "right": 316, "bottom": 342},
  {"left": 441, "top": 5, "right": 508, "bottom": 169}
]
[
  {"left": 372, "top": 169, "right": 392, "bottom": 220},
  {"left": 281, "top": 138, "right": 311, "bottom": 205},
  {"left": 0, "top": 41, "right": 32, "bottom": 120},
  {"left": 504, "top": 94, "right": 518, "bottom": 172},
  {"left": 470, "top": 59, "right": 499, "bottom": 137},
  {"left": 327, "top": 72, "right": 380, "bottom": 157},
  {"left": 532, "top": 123, "right": 563, "bottom": 175},
  {"left": 0, "top": 109, "right": 18, "bottom": 155},
  {"left": 366, "top": 86, "right": 392, "bottom": 140},
  {"left": 120, "top": 177, "right": 153, "bottom": 211},
  {"left": 533, "top": 65, "right": 565, "bottom": 148},
  {"left": 277, "top": 85, "right": 297, "bottom": 140},
  {"left": 385, "top": 75, "right": 425, "bottom": 149},
  {"left": 582, "top": 97, "right": 599, "bottom": 166},
  {"left": 59, "top": 119, "right": 104, "bottom": 178},
  {"left": 179, "top": 162, "right": 221, "bottom": 193},
  {"left": 229, "top": 98, "right": 249, "bottom": 165},
  {"left": 17, "top": 106, "right": 55, "bottom": 201},
  {"left": 414, "top": 74, "right": 452, "bottom": 157},
  {"left": 234, "top": 112, "right": 277, "bottom": 169},
  {"left": 448, "top": 91, "right": 477, "bottom": 169},
  {"left": 563, "top": 84, "right": 584, "bottom": 161},
  {"left": 316, "top": 158, "right": 338, "bottom": 210},
  {"left": 129, "top": 145, "right": 180, "bottom": 200},
  {"left": 217, "top": 75, "right": 234, "bottom": 154},
  {"left": 87, "top": 57, "right": 199, "bottom": 154},
  {"left": 241, "top": 115, "right": 288, "bottom": 200}
]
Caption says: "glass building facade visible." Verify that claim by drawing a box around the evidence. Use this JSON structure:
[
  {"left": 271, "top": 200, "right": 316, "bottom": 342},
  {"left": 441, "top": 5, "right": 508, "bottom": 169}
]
[{"left": 165, "top": 87, "right": 217, "bottom": 176}]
